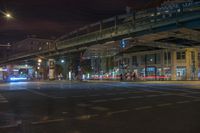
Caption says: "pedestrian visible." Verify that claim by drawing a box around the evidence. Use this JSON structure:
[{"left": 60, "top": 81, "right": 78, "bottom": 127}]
[
  {"left": 120, "top": 73, "right": 123, "bottom": 81},
  {"left": 124, "top": 73, "right": 127, "bottom": 80},
  {"left": 132, "top": 72, "right": 136, "bottom": 81}
]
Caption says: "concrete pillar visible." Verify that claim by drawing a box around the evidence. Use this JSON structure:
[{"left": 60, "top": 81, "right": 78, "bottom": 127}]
[
  {"left": 101, "top": 57, "right": 106, "bottom": 73},
  {"left": 185, "top": 48, "right": 192, "bottom": 80},
  {"left": 171, "top": 50, "right": 177, "bottom": 80},
  {"left": 48, "top": 59, "right": 55, "bottom": 80},
  {"left": 194, "top": 48, "right": 199, "bottom": 80}
]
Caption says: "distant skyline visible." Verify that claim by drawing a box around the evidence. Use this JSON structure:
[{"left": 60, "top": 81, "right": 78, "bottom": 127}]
[{"left": 0, "top": 0, "right": 164, "bottom": 43}]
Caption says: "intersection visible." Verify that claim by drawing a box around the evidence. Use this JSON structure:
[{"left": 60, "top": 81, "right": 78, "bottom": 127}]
[{"left": 0, "top": 81, "right": 200, "bottom": 133}]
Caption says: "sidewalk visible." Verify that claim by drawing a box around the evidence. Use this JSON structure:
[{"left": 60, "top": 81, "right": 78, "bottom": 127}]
[{"left": 1, "top": 79, "right": 199, "bottom": 85}]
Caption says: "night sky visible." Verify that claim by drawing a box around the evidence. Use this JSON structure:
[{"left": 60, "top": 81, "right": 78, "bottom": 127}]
[{"left": 0, "top": 0, "right": 163, "bottom": 43}]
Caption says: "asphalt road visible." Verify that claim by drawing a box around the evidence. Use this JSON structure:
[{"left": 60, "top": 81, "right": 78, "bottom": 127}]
[{"left": 0, "top": 81, "right": 200, "bottom": 133}]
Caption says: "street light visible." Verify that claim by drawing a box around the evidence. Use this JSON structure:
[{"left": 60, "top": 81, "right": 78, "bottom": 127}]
[
  {"left": 5, "top": 13, "right": 12, "bottom": 18},
  {"left": 61, "top": 59, "right": 65, "bottom": 63},
  {"left": 0, "top": 10, "right": 13, "bottom": 19},
  {"left": 38, "top": 59, "right": 42, "bottom": 63}
]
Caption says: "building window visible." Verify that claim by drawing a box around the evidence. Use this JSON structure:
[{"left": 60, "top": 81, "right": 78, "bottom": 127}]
[
  {"left": 164, "top": 52, "right": 171, "bottom": 60},
  {"left": 132, "top": 56, "right": 137, "bottom": 66},
  {"left": 156, "top": 53, "right": 161, "bottom": 64},
  {"left": 123, "top": 58, "right": 129, "bottom": 65},
  {"left": 176, "top": 51, "right": 185, "bottom": 60}
]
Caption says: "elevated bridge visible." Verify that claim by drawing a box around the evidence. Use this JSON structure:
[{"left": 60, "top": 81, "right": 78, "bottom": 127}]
[{"left": 1, "top": 1, "right": 200, "bottom": 64}]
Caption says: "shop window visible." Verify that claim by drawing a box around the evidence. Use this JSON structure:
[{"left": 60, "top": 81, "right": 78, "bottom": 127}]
[
  {"left": 176, "top": 66, "right": 186, "bottom": 80},
  {"left": 176, "top": 51, "right": 185, "bottom": 60}
]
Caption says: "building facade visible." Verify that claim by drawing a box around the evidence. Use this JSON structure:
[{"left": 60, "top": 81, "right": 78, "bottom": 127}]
[
  {"left": 11, "top": 38, "right": 54, "bottom": 55},
  {"left": 116, "top": 48, "right": 200, "bottom": 80}
]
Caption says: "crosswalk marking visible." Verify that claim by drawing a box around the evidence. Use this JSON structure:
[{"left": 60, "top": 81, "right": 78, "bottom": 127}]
[{"left": 90, "top": 106, "right": 109, "bottom": 111}]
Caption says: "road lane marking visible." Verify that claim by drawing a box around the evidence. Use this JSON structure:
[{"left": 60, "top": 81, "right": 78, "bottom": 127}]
[
  {"left": 177, "top": 94, "right": 200, "bottom": 99},
  {"left": 107, "top": 110, "right": 129, "bottom": 115},
  {"left": 0, "top": 97, "right": 6, "bottom": 100},
  {"left": 32, "top": 118, "right": 64, "bottom": 125},
  {"left": 76, "top": 114, "right": 99, "bottom": 120},
  {"left": 145, "top": 95, "right": 158, "bottom": 98},
  {"left": 161, "top": 93, "right": 172, "bottom": 96},
  {"left": 0, "top": 123, "right": 19, "bottom": 129},
  {"left": 91, "top": 99, "right": 108, "bottom": 103},
  {"left": 62, "top": 112, "right": 68, "bottom": 115},
  {"left": 25, "top": 89, "right": 65, "bottom": 99},
  {"left": 90, "top": 106, "right": 109, "bottom": 111},
  {"left": 128, "top": 96, "right": 143, "bottom": 99},
  {"left": 0, "top": 94, "right": 8, "bottom": 103},
  {"left": 111, "top": 97, "right": 126, "bottom": 101},
  {"left": 139, "top": 88, "right": 166, "bottom": 94},
  {"left": 77, "top": 103, "right": 91, "bottom": 107},
  {"left": 105, "top": 93, "right": 116, "bottom": 96},
  {"left": 176, "top": 101, "right": 190, "bottom": 104},
  {"left": 157, "top": 103, "right": 173, "bottom": 107},
  {"left": 0, "top": 100, "right": 8, "bottom": 103},
  {"left": 139, "top": 85, "right": 196, "bottom": 93},
  {"left": 89, "top": 94, "right": 101, "bottom": 97},
  {"left": 135, "top": 106, "right": 152, "bottom": 110},
  {"left": 71, "top": 95, "right": 86, "bottom": 98},
  {"left": 119, "top": 92, "right": 131, "bottom": 94},
  {"left": 192, "top": 99, "right": 200, "bottom": 102}
]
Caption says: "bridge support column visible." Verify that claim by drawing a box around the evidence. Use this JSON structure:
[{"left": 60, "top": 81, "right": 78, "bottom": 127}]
[
  {"left": 48, "top": 59, "right": 55, "bottom": 80},
  {"left": 185, "top": 48, "right": 199, "bottom": 80},
  {"left": 194, "top": 49, "right": 199, "bottom": 80},
  {"left": 186, "top": 48, "right": 199, "bottom": 80},
  {"left": 171, "top": 50, "right": 177, "bottom": 80},
  {"left": 185, "top": 48, "right": 192, "bottom": 80}
]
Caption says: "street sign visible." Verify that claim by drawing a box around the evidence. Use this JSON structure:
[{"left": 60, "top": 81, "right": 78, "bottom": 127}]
[{"left": 120, "top": 39, "right": 128, "bottom": 48}]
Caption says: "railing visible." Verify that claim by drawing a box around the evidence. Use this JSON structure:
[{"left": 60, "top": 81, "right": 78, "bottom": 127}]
[{"left": 3, "top": 43, "right": 56, "bottom": 61}]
